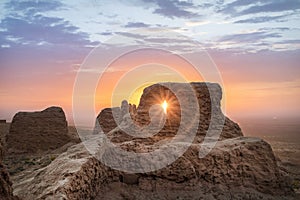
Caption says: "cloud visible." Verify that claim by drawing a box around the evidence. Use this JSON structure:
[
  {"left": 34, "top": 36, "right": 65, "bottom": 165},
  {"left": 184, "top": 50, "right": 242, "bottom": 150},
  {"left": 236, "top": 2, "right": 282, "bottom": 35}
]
[
  {"left": 198, "top": 3, "right": 214, "bottom": 8},
  {"left": 124, "top": 22, "right": 150, "bottom": 28},
  {"left": 114, "top": 31, "right": 146, "bottom": 40},
  {"left": 5, "top": 0, "right": 64, "bottom": 16},
  {"left": 220, "top": 0, "right": 300, "bottom": 16},
  {"left": 271, "top": 39, "right": 300, "bottom": 50},
  {"left": 278, "top": 39, "right": 300, "bottom": 44},
  {"left": 0, "top": 0, "right": 97, "bottom": 48},
  {"left": 143, "top": 36, "right": 196, "bottom": 45},
  {"left": 260, "top": 27, "right": 290, "bottom": 31},
  {"left": 185, "top": 20, "right": 210, "bottom": 27},
  {"left": 0, "top": 0, "right": 98, "bottom": 77},
  {"left": 208, "top": 48, "right": 300, "bottom": 83},
  {"left": 99, "top": 31, "right": 113, "bottom": 36},
  {"left": 106, "top": 29, "right": 201, "bottom": 54},
  {"left": 0, "top": 16, "right": 96, "bottom": 47},
  {"left": 240, "top": 0, "right": 300, "bottom": 15},
  {"left": 142, "top": 0, "right": 200, "bottom": 18},
  {"left": 234, "top": 15, "right": 288, "bottom": 24},
  {"left": 1, "top": 44, "right": 10, "bottom": 48},
  {"left": 208, "top": 28, "right": 298, "bottom": 52},
  {"left": 218, "top": 31, "right": 282, "bottom": 43},
  {"left": 218, "top": 0, "right": 262, "bottom": 15}
]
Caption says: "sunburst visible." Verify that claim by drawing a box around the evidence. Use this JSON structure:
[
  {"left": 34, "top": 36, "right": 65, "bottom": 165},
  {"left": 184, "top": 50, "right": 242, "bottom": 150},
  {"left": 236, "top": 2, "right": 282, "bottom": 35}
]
[
  {"left": 162, "top": 100, "right": 168, "bottom": 114},
  {"left": 145, "top": 87, "right": 180, "bottom": 121}
]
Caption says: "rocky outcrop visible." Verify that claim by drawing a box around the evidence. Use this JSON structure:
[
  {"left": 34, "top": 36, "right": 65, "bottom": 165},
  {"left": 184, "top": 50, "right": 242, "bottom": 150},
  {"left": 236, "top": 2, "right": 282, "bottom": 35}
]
[
  {"left": 11, "top": 141, "right": 112, "bottom": 200},
  {"left": 94, "top": 100, "right": 137, "bottom": 135},
  {"left": 94, "top": 107, "right": 122, "bottom": 134},
  {"left": 95, "top": 82, "right": 242, "bottom": 146},
  {"left": 12, "top": 137, "right": 294, "bottom": 200},
  {"left": 135, "top": 82, "right": 242, "bottom": 140},
  {"left": 96, "top": 137, "right": 294, "bottom": 200},
  {"left": 6, "top": 106, "right": 71, "bottom": 154},
  {"left": 0, "top": 139, "right": 18, "bottom": 200}
]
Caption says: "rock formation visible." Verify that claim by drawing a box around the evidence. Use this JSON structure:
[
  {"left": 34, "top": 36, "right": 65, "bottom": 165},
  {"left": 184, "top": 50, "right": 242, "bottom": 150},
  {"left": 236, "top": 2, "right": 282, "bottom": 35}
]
[
  {"left": 95, "top": 82, "right": 242, "bottom": 145},
  {"left": 10, "top": 82, "right": 295, "bottom": 199},
  {"left": 95, "top": 107, "right": 122, "bottom": 134},
  {"left": 135, "top": 82, "right": 242, "bottom": 140},
  {"left": 0, "top": 138, "right": 18, "bottom": 200},
  {"left": 6, "top": 106, "right": 71, "bottom": 154},
  {"left": 11, "top": 137, "right": 294, "bottom": 199},
  {"left": 94, "top": 100, "right": 136, "bottom": 135}
]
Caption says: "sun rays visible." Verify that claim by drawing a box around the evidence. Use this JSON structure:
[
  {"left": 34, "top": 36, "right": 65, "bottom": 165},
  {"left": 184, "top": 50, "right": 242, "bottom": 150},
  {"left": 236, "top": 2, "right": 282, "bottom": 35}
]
[{"left": 162, "top": 100, "right": 168, "bottom": 114}]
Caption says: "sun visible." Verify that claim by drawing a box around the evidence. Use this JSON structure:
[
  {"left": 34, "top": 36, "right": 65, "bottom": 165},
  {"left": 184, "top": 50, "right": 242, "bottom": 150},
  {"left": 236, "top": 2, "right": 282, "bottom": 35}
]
[{"left": 162, "top": 100, "right": 168, "bottom": 114}]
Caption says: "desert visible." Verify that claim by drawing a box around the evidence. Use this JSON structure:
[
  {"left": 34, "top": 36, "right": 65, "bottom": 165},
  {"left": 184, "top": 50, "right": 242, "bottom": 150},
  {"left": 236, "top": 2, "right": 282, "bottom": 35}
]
[
  {"left": 0, "top": 82, "right": 299, "bottom": 199},
  {"left": 1, "top": 1, "right": 299, "bottom": 199}
]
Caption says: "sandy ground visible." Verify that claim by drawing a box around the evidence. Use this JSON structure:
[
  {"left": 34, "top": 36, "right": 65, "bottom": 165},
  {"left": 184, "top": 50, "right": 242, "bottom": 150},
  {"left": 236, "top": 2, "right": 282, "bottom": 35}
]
[{"left": 238, "top": 117, "right": 300, "bottom": 193}]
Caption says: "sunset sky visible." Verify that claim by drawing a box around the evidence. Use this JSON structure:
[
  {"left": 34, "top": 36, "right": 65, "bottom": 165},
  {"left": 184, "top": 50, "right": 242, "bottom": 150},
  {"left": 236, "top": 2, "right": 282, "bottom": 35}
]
[{"left": 1, "top": 0, "right": 300, "bottom": 124}]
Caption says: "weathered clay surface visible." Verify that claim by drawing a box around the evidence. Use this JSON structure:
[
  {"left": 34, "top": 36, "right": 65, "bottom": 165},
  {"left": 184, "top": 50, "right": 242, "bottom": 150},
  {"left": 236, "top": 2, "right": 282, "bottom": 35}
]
[
  {"left": 11, "top": 141, "right": 112, "bottom": 199},
  {"left": 12, "top": 137, "right": 295, "bottom": 200},
  {"left": 6, "top": 106, "right": 71, "bottom": 154},
  {"left": 96, "top": 138, "right": 295, "bottom": 200},
  {"left": 0, "top": 138, "right": 18, "bottom": 200}
]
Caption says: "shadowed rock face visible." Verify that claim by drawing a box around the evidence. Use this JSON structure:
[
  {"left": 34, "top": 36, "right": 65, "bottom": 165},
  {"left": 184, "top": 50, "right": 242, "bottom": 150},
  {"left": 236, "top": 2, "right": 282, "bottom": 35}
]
[
  {"left": 6, "top": 106, "right": 71, "bottom": 154},
  {"left": 136, "top": 82, "right": 242, "bottom": 139},
  {"left": 95, "top": 107, "right": 122, "bottom": 134},
  {"left": 0, "top": 139, "right": 18, "bottom": 200}
]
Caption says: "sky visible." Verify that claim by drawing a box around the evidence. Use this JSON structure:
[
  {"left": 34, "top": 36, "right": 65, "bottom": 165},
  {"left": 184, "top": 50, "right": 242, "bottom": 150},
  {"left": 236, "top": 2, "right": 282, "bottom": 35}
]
[{"left": 0, "top": 0, "right": 300, "bottom": 124}]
